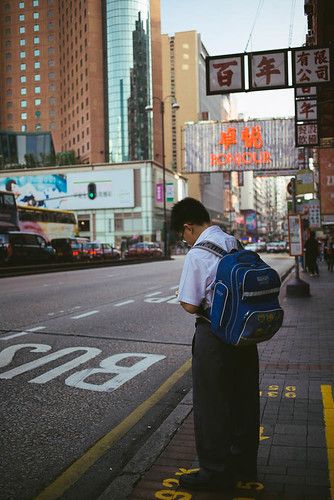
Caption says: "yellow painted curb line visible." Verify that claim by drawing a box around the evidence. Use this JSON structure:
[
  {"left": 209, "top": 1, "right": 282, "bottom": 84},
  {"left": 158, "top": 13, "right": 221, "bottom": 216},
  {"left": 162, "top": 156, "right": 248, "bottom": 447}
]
[
  {"left": 321, "top": 384, "right": 334, "bottom": 500},
  {"left": 35, "top": 358, "right": 192, "bottom": 500}
]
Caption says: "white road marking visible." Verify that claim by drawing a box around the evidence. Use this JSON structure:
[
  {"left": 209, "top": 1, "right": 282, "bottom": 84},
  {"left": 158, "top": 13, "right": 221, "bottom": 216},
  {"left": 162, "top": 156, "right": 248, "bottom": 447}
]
[
  {"left": 0, "top": 326, "right": 46, "bottom": 340},
  {"left": 71, "top": 310, "right": 99, "bottom": 319},
  {"left": 114, "top": 300, "right": 135, "bottom": 307},
  {"left": 144, "top": 291, "right": 162, "bottom": 297},
  {"left": 48, "top": 313, "right": 55, "bottom": 316},
  {"left": 73, "top": 306, "right": 81, "bottom": 309},
  {"left": 169, "top": 286, "right": 179, "bottom": 290}
]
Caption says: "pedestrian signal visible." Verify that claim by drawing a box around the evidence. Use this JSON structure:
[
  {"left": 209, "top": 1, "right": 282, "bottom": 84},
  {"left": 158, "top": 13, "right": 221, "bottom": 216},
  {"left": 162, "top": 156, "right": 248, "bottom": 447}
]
[{"left": 87, "top": 183, "right": 96, "bottom": 200}]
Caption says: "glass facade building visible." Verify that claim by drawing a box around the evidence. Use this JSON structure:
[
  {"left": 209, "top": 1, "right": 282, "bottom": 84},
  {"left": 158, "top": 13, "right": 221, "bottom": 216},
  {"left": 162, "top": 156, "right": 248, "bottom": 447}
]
[
  {"left": 0, "top": 132, "right": 55, "bottom": 167},
  {"left": 103, "top": 0, "right": 153, "bottom": 163}
]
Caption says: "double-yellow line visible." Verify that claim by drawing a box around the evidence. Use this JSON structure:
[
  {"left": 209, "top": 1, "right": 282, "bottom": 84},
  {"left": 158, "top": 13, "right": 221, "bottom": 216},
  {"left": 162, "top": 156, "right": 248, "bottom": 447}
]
[{"left": 35, "top": 358, "right": 192, "bottom": 500}]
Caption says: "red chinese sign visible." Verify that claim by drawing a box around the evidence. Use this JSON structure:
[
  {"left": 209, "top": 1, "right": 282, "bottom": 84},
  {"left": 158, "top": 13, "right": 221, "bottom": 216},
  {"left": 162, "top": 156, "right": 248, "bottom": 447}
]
[
  {"left": 249, "top": 50, "right": 288, "bottom": 90},
  {"left": 296, "top": 98, "right": 317, "bottom": 121},
  {"left": 292, "top": 47, "right": 331, "bottom": 85},
  {"left": 296, "top": 86, "right": 317, "bottom": 97},
  {"left": 206, "top": 54, "right": 245, "bottom": 94}
]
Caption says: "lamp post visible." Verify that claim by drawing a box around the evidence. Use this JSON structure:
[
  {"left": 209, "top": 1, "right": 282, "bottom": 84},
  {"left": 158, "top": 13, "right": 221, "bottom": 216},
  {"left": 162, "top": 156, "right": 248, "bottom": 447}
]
[{"left": 145, "top": 96, "right": 179, "bottom": 258}]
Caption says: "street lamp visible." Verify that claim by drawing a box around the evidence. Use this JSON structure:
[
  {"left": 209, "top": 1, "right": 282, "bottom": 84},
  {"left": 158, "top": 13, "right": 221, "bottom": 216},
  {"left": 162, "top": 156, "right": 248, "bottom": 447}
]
[{"left": 145, "top": 95, "right": 180, "bottom": 258}]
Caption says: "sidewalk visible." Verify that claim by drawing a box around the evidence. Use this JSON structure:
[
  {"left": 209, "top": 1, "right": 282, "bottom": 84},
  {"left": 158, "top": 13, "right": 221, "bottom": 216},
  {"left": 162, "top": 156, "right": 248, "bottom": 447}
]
[{"left": 102, "top": 264, "right": 334, "bottom": 500}]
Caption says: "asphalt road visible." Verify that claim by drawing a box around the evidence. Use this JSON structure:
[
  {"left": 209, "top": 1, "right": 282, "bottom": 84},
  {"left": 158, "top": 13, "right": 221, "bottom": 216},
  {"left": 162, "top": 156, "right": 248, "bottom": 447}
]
[{"left": 0, "top": 253, "right": 293, "bottom": 500}]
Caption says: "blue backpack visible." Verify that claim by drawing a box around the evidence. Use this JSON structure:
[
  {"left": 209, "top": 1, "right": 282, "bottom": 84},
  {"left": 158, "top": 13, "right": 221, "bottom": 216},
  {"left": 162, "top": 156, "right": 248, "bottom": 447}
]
[{"left": 194, "top": 241, "right": 284, "bottom": 346}]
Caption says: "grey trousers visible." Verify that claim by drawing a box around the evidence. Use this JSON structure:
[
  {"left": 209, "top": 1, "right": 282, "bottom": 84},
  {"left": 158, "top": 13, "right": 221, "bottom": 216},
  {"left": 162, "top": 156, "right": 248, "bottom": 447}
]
[{"left": 192, "top": 320, "right": 260, "bottom": 474}]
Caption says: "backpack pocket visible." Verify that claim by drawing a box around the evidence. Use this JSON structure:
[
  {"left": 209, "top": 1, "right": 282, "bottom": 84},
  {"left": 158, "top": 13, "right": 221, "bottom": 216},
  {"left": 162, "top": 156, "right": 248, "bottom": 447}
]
[
  {"left": 210, "top": 281, "right": 229, "bottom": 331},
  {"left": 242, "top": 268, "right": 281, "bottom": 301},
  {"left": 238, "top": 307, "right": 284, "bottom": 345}
]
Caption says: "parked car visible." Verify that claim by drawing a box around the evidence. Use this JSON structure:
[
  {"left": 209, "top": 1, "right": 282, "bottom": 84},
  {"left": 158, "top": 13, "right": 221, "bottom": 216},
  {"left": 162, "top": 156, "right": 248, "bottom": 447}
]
[
  {"left": 51, "top": 237, "right": 90, "bottom": 261},
  {"left": 86, "top": 242, "right": 121, "bottom": 260},
  {"left": 0, "top": 231, "right": 55, "bottom": 265},
  {"left": 244, "top": 243, "right": 259, "bottom": 252},
  {"left": 126, "top": 242, "right": 163, "bottom": 258}
]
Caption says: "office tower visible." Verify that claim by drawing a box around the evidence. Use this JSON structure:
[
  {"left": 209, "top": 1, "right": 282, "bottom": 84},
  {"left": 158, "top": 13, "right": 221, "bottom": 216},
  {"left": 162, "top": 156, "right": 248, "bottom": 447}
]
[{"left": 0, "top": 0, "right": 162, "bottom": 165}]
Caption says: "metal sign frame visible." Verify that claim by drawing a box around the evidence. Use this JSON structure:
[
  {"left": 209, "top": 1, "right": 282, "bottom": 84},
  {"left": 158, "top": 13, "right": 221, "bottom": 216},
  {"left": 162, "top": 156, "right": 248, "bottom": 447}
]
[
  {"left": 206, "top": 52, "right": 245, "bottom": 95},
  {"left": 248, "top": 48, "right": 289, "bottom": 92}
]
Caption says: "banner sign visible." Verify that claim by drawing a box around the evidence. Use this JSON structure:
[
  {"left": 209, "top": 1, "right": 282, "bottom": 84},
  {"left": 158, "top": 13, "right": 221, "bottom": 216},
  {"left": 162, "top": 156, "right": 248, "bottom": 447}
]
[
  {"left": 288, "top": 214, "right": 303, "bottom": 256},
  {"left": 319, "top": 148, "right": 334, "bottom": 215},
  {"left": 156, "top": 183, "right": 163, "bottom": 202},
  {"left": 296, "top": 98, "right": 318, "bottom": 121},
  {"left": 307, "top": 199, "right": 321, "bottom": 228},
  {"left": 166, "top": 183, "right": 174, "bottom": 202},
  {"left": 248, "top": 49, "right": 288, "bottom": 91},
  {"left": 292, "top": 47, "right": 332, "bottom": 86},
  {"left": 207, "top": 46, "right": 332, "bottom": 95},
  {"left": 183, "top": 118, "right": 299, "bottom": 173},
  {"left": 296, "top": 169, "right": 314, "bottom": 195}
]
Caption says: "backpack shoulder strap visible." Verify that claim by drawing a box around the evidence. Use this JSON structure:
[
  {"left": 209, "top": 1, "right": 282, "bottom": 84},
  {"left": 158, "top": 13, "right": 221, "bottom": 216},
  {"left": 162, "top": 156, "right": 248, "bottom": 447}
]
[{"left": 193, "top": 240, "right": 228, "bottom": 258}]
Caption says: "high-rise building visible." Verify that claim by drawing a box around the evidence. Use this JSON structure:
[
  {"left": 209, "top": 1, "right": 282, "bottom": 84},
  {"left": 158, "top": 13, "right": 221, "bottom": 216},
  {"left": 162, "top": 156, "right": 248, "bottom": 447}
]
[
  {"left": 161, "top": 30, "right": 236, "bottom": 224},
  {"left": 0, "top": 0, "right": 162, "bottom": 165}
]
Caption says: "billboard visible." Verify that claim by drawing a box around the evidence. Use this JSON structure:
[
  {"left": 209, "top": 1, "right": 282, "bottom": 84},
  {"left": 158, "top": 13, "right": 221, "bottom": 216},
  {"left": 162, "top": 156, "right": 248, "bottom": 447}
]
[
  {"left": 183, "top": 118, "right": 299, "bottom": 173},
  {"left": 0, "top": 169, "right": 135, "bottom": 210}
]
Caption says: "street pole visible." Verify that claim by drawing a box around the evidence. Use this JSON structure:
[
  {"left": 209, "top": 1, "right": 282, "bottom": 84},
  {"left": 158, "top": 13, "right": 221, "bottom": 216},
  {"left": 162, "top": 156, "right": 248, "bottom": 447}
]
[
  {"left": 291, "top": 177, "right": 300, "bottom": 281},
  {"left": 160, "top": 100, "right": 168, "bottom": 258}
]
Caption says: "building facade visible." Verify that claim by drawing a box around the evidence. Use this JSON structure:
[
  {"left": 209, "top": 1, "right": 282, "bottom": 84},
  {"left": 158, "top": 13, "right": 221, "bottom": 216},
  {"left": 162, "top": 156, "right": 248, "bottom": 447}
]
[
  {"left": 161, "top": 30, "right": 236, "bottom": 224},
  {"left": 0, "top": 0, "right": 163, "bottom": 165}
]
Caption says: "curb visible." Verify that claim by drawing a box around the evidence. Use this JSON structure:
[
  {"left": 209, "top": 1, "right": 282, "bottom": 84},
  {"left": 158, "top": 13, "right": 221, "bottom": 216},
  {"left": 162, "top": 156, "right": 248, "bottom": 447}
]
[{"left": 98, "top": 391, "right": 193, "bottom": 500}]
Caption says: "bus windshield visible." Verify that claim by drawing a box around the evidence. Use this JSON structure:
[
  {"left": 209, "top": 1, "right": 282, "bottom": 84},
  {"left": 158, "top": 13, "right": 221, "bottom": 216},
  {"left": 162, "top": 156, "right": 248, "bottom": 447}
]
[{"left": 0, "top": 191, "right": 19, "bottom": 231}]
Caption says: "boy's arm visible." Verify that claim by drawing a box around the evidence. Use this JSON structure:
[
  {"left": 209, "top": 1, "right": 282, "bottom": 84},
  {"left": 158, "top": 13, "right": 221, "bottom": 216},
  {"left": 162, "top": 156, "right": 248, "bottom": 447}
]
[{"left": 180, "top": 302, "right": 200, "bottom": 314}]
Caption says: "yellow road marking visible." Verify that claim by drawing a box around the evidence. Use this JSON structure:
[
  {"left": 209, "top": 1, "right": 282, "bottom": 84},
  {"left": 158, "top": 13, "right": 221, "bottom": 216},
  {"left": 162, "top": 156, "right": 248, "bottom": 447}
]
[
  {"left": 321, "top": 384, "right": 334, "bottom": 500},
  {"left": 34, "top": 358, "right": 192, "bottom": 500},
  {"left": 259, "top": 426, "right": 270, "bottom": 441}
]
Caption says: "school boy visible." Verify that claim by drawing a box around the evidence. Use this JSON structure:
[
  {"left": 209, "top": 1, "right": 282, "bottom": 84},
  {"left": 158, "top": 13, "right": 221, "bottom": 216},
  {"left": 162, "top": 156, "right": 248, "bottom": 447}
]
[{"left": 171, "top": 197, "right": 259, "bottom": 492}]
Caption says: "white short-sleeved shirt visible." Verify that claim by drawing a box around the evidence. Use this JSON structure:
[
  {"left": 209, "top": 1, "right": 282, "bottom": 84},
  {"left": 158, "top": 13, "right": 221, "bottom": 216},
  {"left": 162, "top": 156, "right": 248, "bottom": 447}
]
[{"left": 177, "top": 225, "right": 237, "bottom": 308}]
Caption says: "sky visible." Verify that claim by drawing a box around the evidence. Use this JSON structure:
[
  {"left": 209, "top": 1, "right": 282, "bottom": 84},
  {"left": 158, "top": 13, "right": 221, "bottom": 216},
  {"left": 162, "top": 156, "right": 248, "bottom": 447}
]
[{"left": 160, "top": 0, "right": 308, "bottom": 119}]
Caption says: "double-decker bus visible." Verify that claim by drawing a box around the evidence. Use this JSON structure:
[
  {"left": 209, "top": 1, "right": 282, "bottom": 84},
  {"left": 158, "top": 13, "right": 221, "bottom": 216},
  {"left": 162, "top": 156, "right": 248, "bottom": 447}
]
[
  {"left": 17, "top": 205, "right": 78, "bottom": 242},
  {"left": 0, "top": 190, "right": 19, "bottom": 231}
]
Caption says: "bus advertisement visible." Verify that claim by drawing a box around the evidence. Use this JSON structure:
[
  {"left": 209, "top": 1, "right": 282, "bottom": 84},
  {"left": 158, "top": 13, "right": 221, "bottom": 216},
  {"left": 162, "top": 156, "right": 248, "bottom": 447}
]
[
  {"left": 0, "top": 191, "right": 19, "bottom": 232},
  {"left": 17, "top": 205, "right": 78, "bottom": 242}
]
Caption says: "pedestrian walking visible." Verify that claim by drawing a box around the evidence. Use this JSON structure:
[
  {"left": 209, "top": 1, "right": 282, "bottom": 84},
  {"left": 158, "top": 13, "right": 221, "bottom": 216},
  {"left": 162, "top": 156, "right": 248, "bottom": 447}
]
[
  {"left": 325, "top": 236, "right": 334, "bottom": 272},
  {"left": 304, "top": 230, "right": 319, "bottom": 276},
  {"left": 120, "top": 238, "right": 127, "bottom": 259},
  {"left": 170, "top": 197, "right": 259, "bottom": 492}
]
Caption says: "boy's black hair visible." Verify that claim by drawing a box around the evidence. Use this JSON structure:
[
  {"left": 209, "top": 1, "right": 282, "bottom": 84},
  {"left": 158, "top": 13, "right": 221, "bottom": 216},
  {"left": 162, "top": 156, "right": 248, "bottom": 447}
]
[{"left": 170, "top": 197, "right": 211, "bottom": 234}]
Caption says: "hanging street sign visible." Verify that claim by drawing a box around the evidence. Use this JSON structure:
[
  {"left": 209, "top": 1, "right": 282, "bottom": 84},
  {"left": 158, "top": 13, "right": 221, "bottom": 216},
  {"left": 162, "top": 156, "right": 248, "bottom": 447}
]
[
  {"left": 292, "top": 47, "right": 332, "bottom": 86},
  {"left": 248, "top": 49, "right": 288, "bottom": 91},
  {"left": 206, "top": 53, "right": 245, "bottom": 94}
]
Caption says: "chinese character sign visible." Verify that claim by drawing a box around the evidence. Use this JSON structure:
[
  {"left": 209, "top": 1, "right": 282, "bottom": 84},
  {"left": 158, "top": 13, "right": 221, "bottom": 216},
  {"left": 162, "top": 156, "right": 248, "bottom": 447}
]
[
  {"left": 206, "top": 54, "right": 244, "bottom": 94},
  {"left": 319, "top": 148, "right": 334, "bottom": 215},
  {"left": 183, "top": 118, "right": 299, "bottom": 173},
  {"left": 293, "top": 47, "right": 331, "bottom": 85},
  {"left": 296, "top": 86, "right": 317, "bottom": 97},
  {"left": 296, "top": 122, "right": 319, "bottom": 147},
  {"left": 288, "top": 215, "right": 303, "bottom": 256},
  {"left": 296, "top": 99, "right": 317, "bottom": 121},
  {"left": 249, "top": 50, "right": 288, "bottom": 90}
]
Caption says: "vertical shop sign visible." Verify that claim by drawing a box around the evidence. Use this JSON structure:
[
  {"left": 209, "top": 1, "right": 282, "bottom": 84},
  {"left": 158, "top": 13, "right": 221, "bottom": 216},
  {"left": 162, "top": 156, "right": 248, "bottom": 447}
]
[
  {"left": 296, "top": 99, "right": 318, "bottom": 121},
  {"left": 166, "top": 183, "right": 174, "bottom": 202},
  {"left": 296, "top": 122, "right": 319, "bottom": 147},
  {"left": 156, "top": 183, "right": 163, "bottom": 202},
  {"left": 319, "top": 148, "right": 334, "bottom": 215}
]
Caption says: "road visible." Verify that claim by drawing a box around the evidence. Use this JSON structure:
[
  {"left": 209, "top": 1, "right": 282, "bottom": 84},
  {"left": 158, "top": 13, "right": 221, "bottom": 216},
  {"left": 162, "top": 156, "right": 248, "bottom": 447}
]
[{"left": 0, "top": 253, "right": 293, "bottom": 500}]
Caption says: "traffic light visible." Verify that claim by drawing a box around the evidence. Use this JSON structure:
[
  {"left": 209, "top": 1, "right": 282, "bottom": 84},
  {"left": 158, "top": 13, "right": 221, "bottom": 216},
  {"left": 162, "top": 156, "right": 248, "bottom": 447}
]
[{"left": 87, "top": 182, "right": 96, "bottom": 200}]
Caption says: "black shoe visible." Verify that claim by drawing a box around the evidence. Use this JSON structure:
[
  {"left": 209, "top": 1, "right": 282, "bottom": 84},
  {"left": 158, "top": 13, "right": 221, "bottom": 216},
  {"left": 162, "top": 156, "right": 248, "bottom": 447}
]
[{"left": 178, "top": 468, "right": 235, "bottom": 491}]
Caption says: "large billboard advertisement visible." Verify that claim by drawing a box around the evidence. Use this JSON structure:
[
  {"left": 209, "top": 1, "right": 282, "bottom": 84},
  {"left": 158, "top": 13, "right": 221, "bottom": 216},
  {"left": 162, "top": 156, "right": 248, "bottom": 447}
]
[
  {"left": 183, "top": 118, "right": 299, "bottom": 173},
  {"left": 0, "top": 169, "right": 135, "bottom": 210}
]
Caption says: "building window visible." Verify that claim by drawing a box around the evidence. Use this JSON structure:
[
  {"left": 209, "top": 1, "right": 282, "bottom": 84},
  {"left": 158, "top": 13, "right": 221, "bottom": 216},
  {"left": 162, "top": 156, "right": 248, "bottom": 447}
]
[
  {"left": 7, "top": 113, "right": 13, "bottom": 121},
  {"left": 49, "top": 97, "right": 56, "bottom": 105},
  {"left": 20, "top": 39, "right": 26, "bottom": 46},
  {"left": 19, "top": 14, "right": 25, "bottom": 21},
  {"left": 5, "top": 16, "right": 11, "bottom": 23},
  {"left": 47, "top": 10, "right": 54, "bottom": 17},
  {"left": 19, "top": 27, "right": 25, "bottom": 34},
  {"left": 49, "top": 83, "right": 55, "bottom": 91},
  {"left": 20, "top": 63, "right": 26, "bottom": 71},
  {"left": 5, "top": 40, "right": 12, "bottom": 48},
  {"left": 21, "top": 88, "right": 27, "bottom": 95},
  {"left": 21, "top": 112, "right": 27, "bottom": 120},
  {"left": 34, "top": 61, "right": 40, "bottom": 69},
  {"left": 33, "top": 12, "right": 39, "bottom": 19},
  {"left": 49, "top": 110, "right": 56, "bottom": 117},
  {"left": 21, "top": 100, "right": 27, "bottom": 108},
  {"left": 19, "top": 2, "right": 25, "bottom": 7},
  {"left": 33, "top": 24, "right": 39, "bottom": 32},
  {"left": 50, "top": 122, "right": 56, "bottom": 129},
  {"left": 34, "top": 74, "right": 41, "bottom": 81},
  {"left": 34, "top": 49, "right": 40, "bottom": 56},
  {"left": 48, "top": 34, "right": 55, "bottom": 42},
  {"left": 21, "top": 125, "right": 27, "bottom": 132},
  {"left": 20, "top": 76, "right": 27, "bottom": 83},
  {"left": 4, "top": 3, "right": 11, "bottom": 10},
  {"left": 6, "top": 77, "right": 12, "bottom": 86},
  {"left": 6, "top": 102, "right": 13, "bottom": 108},
  {"left": 33, "top": 0, "right": 39, "bottom": 6},
  {"left": 48, "top": 72, "right": 55, "bottom": 79},
  {"left": 35, "top": 124, "right": 41, "bottom": 130},
  {"left": 35, "top": 86, "right": 41, "bottom": 94},
  {"left": 5, "top": 28, "right": 11, "bottom": 35},
  {"left": 20, "top": 51, "right": 26, "bottom": 59},
  {"left": 5, "top": 53, "right": 11, "bottom": 60},
  {"left": 6, "top": 65, "right": 12, "bottom": 72},
  {"left": 33, "top": 36, "right": 39, "bottom": 44},
  {"left": 35, "top": 98, "right": 41, "bottom": 105}
]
